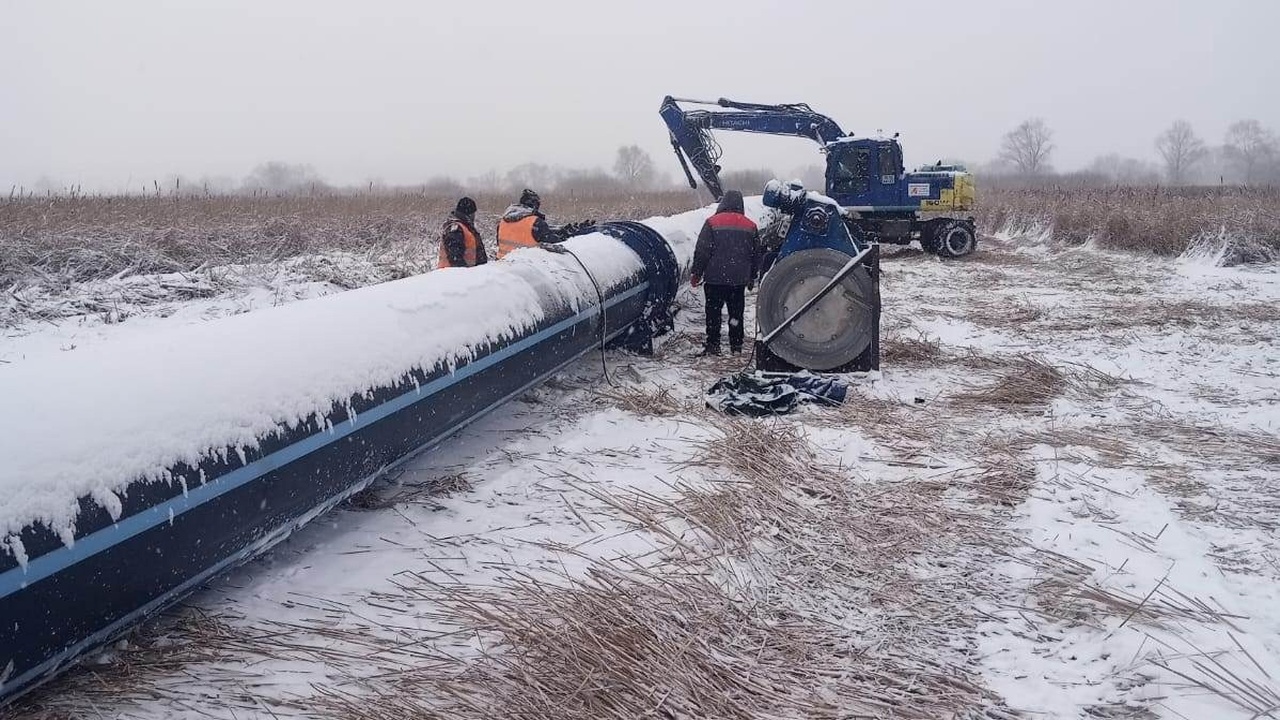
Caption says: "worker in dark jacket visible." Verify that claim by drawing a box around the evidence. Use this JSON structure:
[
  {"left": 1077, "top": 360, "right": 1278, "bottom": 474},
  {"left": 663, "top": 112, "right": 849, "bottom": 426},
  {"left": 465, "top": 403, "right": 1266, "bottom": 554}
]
[
  {"left": 690, "top": 190, "right": 759, "bottom": 356},
  {"left": 438, "top": 196, "right": 488, "bottom": 268}
]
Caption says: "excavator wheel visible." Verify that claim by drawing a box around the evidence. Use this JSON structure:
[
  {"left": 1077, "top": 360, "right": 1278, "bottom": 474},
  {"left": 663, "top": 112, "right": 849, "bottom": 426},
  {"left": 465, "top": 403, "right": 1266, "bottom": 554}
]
[{"left": 933, "top": 220, "right": 977, "bottom": 258}]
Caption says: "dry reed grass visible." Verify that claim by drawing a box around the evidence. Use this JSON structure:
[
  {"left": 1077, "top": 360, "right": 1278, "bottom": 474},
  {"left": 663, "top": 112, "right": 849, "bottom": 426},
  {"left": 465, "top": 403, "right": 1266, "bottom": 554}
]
[
  {"left": 9, "top": 608, "right": 243, "bottom": 715},
  {"left": 999, "top": 426, "right": 1145, "bottom": 470},
  {"left": 1028, "top": 297, "right": 1280, "bottom": 338},
  {"left": 977, "top": 186, "right": 1280, "bottom": 263},
  {"left": 594, "top": 384, "right": 690, "bottom": 417},
  {"left": 0, "top": 190, "right": 703, "bottom": 327},
  {"left": 996, "top": 418, "right": 1278, "bottom": 538},
  {"left": 950, "top": 248, "right": 1038, "bottom": 267},
  {"left": 1018, "top": 547, "right": 1245, "bottom": 629},
  {"left": 880, "top": 330, "right": 946, "bottom": 367},
  {"left": 1147, "top": 635, "right": 1280, "bottom": 717},
  {"left": 1137, "top": 415, "right": 1280, "bottom": 471},
  {"left": 0, "top": 251, "right": 409, "bottom": 328},
  {"left": 812, "top": 387, "right": 939, "bottom": 450},
  {"left": 961, "top": 455, "right": 1038, "bottom": 508},
  {"left": 347, "top": 471, "right": 474, "bottom": 510},
  {"left": 949, "top": 354, "right": 1125, "bottom": 410},
  {"left": 795, "top": 389, "right": 1274, "bottom": 717},
  {"left": 0, "top": 190, "right": 701, "bottom": 295},
  {"left": 960, "top": 296, "right": 1044, "bottom": 330},
  {"left": 293, "top": 419, "right": 1018, "bottom": 720}
]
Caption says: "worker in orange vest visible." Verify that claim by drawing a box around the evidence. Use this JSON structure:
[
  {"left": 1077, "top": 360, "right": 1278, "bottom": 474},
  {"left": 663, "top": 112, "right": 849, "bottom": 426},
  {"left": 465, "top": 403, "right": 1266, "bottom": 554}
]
[
  {"left": 438, "top": 196, "right": 488, "bottom": 268},
  {"left": 496, "top": 189, "right": 562, "bottom": 259}
]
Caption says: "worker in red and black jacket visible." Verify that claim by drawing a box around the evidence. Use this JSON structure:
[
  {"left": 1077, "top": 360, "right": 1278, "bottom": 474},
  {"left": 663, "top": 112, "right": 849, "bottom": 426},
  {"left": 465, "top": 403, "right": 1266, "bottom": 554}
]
[
  {"left": 438, "top": 196, "right": 488, "bottom": 268},
  {"left": 690, "top": 190, "right": 760, "bottom": 356}
]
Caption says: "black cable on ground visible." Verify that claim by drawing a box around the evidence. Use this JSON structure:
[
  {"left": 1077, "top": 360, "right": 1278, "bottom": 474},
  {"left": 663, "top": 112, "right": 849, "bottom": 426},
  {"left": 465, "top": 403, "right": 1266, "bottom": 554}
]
[
  {"left": 741, "top": 314, "right": 760, "bottom": 373},
  {"left": 560, "top": 246, "right": 616, "bottom": 387}
]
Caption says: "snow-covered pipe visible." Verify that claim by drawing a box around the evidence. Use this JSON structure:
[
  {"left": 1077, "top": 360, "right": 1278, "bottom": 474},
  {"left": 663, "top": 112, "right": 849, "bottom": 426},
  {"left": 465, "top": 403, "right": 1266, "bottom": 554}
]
[{"left": 0, "top": 210, "right": 709, "bottom": 703}]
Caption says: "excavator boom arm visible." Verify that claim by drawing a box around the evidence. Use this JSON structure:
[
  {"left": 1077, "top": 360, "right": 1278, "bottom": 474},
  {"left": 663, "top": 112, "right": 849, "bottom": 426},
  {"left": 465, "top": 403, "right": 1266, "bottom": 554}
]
[{"left": 660, "top": 96, "right": 847, "bottom": 199}]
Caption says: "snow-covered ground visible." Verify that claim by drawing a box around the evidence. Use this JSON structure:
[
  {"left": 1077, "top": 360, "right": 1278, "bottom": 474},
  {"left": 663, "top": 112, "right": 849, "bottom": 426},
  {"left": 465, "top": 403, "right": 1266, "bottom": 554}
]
[{"left": 6, "top": 222, "right": 1280, "bottom": 719}]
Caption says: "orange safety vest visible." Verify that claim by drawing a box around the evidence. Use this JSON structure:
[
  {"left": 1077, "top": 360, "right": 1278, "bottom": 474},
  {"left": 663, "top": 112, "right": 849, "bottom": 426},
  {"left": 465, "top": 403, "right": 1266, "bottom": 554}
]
[
  {"left": 497, "top": 215, "right": 539, "bottom": 259},
  {"left": 438, "top": 220, "right": 481, "bottom": 268}
]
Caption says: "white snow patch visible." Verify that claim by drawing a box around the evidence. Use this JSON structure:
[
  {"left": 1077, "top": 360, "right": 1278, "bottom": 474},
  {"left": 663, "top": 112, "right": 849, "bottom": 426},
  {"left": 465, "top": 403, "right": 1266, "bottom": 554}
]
[{"left": 979, "top": 446, "right": 1280, "bottom": 719}]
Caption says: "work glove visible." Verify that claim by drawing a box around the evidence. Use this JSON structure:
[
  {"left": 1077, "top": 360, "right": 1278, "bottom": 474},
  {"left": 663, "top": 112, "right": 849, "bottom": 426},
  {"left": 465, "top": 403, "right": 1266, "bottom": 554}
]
[
  {"left": 691, "top": 275, "right": 703, "bottom": 288},
  {"left": 562, "top": 220, "right": 596, "bottom": 238},
  {"left": 747, "top": 281, "right": 755, "bottom": 292},
  {"left": 538, "top": 242, "right": 568, "bottom": 254}
]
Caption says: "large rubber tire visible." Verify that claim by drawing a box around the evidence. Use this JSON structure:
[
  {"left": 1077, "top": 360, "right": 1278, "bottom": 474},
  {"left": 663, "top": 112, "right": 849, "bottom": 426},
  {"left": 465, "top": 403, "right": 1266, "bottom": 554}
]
[
  {"left": 755, "top": 248, "right": 876, "bottom": 371},
  {"left": 934, "top": 220, "right": 977, "bottom": 258}
]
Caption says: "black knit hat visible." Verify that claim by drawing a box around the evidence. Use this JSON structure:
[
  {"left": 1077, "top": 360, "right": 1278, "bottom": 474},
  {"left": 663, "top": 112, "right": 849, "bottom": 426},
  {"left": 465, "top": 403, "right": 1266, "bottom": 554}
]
[
  {"left": 455, "top": 196, "right": 477, "bottom": 216},
  {"left": 519, "top": 188, "right": 540, "bottom": 211}
]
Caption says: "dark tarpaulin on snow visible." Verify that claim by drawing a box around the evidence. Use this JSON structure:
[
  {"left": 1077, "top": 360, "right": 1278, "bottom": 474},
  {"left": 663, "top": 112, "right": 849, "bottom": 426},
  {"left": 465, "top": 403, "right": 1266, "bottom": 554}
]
[{"left": 705, "top": 371, "right": 849, "bottom": 417}]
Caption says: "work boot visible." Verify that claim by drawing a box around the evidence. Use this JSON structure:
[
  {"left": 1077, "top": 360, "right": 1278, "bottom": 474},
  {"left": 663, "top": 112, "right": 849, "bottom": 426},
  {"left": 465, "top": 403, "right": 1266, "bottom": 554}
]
[
  {"left": 730, "top": 345, "right": 743, "bottom": 355},
  {"left": 695, "top": 345, "right": 722, "bottom": 357}
]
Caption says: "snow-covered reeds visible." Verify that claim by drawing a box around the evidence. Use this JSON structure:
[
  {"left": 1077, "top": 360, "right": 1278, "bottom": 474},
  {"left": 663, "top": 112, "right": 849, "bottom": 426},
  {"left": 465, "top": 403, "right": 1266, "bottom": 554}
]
[
  {"left": 1137, "top": 414, "right": 1280, "bottom": 471},
  {"left": 0, "top": 191, "right": 701, "bottom": 326},
  {"left": 948, "top": 354, "right": 1125, "bottom": 411},
  {"left": 1030, "top": 296, "right": 1280, "bottom": 335},
  {"left": 880, "top": 330, "right": 945, "bottom": 367},
  {"left": 594, "top": 384, "right": 689, "bottom": 417},
  {"left": 0, "top": 252, "right": 411, "bottom": 328},
  {"left": 977, "top": 185, "right": 1280, "bottom": 264},
  {"left": 347, "top": 471, "right": 474, "bottom": 511},
  {"left": 295, "top": 419, "right": 1018, "bottom": 719},
  {"left": 1149, "top": 641, "right": 1280, "bottom": 718},
  {"left": 1022, "top": 547, "right": 1246, "bottom": 628}
]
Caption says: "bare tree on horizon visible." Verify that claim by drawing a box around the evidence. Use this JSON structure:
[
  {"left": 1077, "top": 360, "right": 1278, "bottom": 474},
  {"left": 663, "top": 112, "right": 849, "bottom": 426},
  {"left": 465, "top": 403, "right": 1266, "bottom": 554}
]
[
  {"left": 505, "top": 163, "right": 556, "bottom": 192},
  {"left": 1224, "top": 119, "right": 1277, "bottom": 185},
  {"left": 613, "top": 145, "right": 656, "bottom": 189},
  {"left": 1155, "top": 120, "right": 1207, "bottom": 185},
  {"left": 998, "top": 119, "right": 1055, "bottom": 175},
  {"left": 241, "top": 162, "right": 326, "bottom": 193}
]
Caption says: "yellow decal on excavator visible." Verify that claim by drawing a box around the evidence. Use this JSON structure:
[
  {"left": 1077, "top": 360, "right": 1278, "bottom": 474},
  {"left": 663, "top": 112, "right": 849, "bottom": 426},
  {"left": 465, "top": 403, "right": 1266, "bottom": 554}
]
[
  {"left": 919, "top": 189, "right": 953, "bottom": 212},
  {"left": 954, "top": 173, "right": 976, "bottom": 210},
  {"left": 919, "top": 174, "right": 975, "bottom": 212}
]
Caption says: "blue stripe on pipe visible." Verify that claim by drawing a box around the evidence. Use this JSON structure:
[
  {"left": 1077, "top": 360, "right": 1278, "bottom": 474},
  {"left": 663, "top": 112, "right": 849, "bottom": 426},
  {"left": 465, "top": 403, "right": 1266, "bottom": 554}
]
[
  {"left": 0, "top": 304, "right": 641, "bottom": 697},
  {"left": 0, "top": 282, "right": 647, "bottom": 601}
]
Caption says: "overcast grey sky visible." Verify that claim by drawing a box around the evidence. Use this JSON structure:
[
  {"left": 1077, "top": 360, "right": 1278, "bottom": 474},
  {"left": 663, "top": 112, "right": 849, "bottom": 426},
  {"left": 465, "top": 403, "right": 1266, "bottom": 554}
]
[{"left": 2, "top": 0, "right": 1277, "bottom": 191}]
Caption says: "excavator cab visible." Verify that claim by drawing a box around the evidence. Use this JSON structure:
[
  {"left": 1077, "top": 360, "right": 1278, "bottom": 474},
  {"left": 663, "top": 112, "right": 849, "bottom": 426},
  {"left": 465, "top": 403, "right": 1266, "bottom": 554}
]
[{"left": 825, "top": 139, "right": 905, "bottom": 209}]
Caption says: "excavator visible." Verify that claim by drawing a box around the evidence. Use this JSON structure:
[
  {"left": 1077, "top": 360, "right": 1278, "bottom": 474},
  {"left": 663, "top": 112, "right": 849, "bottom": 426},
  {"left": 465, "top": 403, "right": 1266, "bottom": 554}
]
[{"left": 660, "top": 96, "right": 977, "bottom": 258}]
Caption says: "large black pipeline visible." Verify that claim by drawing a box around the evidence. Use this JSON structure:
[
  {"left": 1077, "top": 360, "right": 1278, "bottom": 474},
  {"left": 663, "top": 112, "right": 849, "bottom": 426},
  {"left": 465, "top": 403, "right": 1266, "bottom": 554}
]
[{"left": 0, "top": 221, "right": 681, "bottom": 703}]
